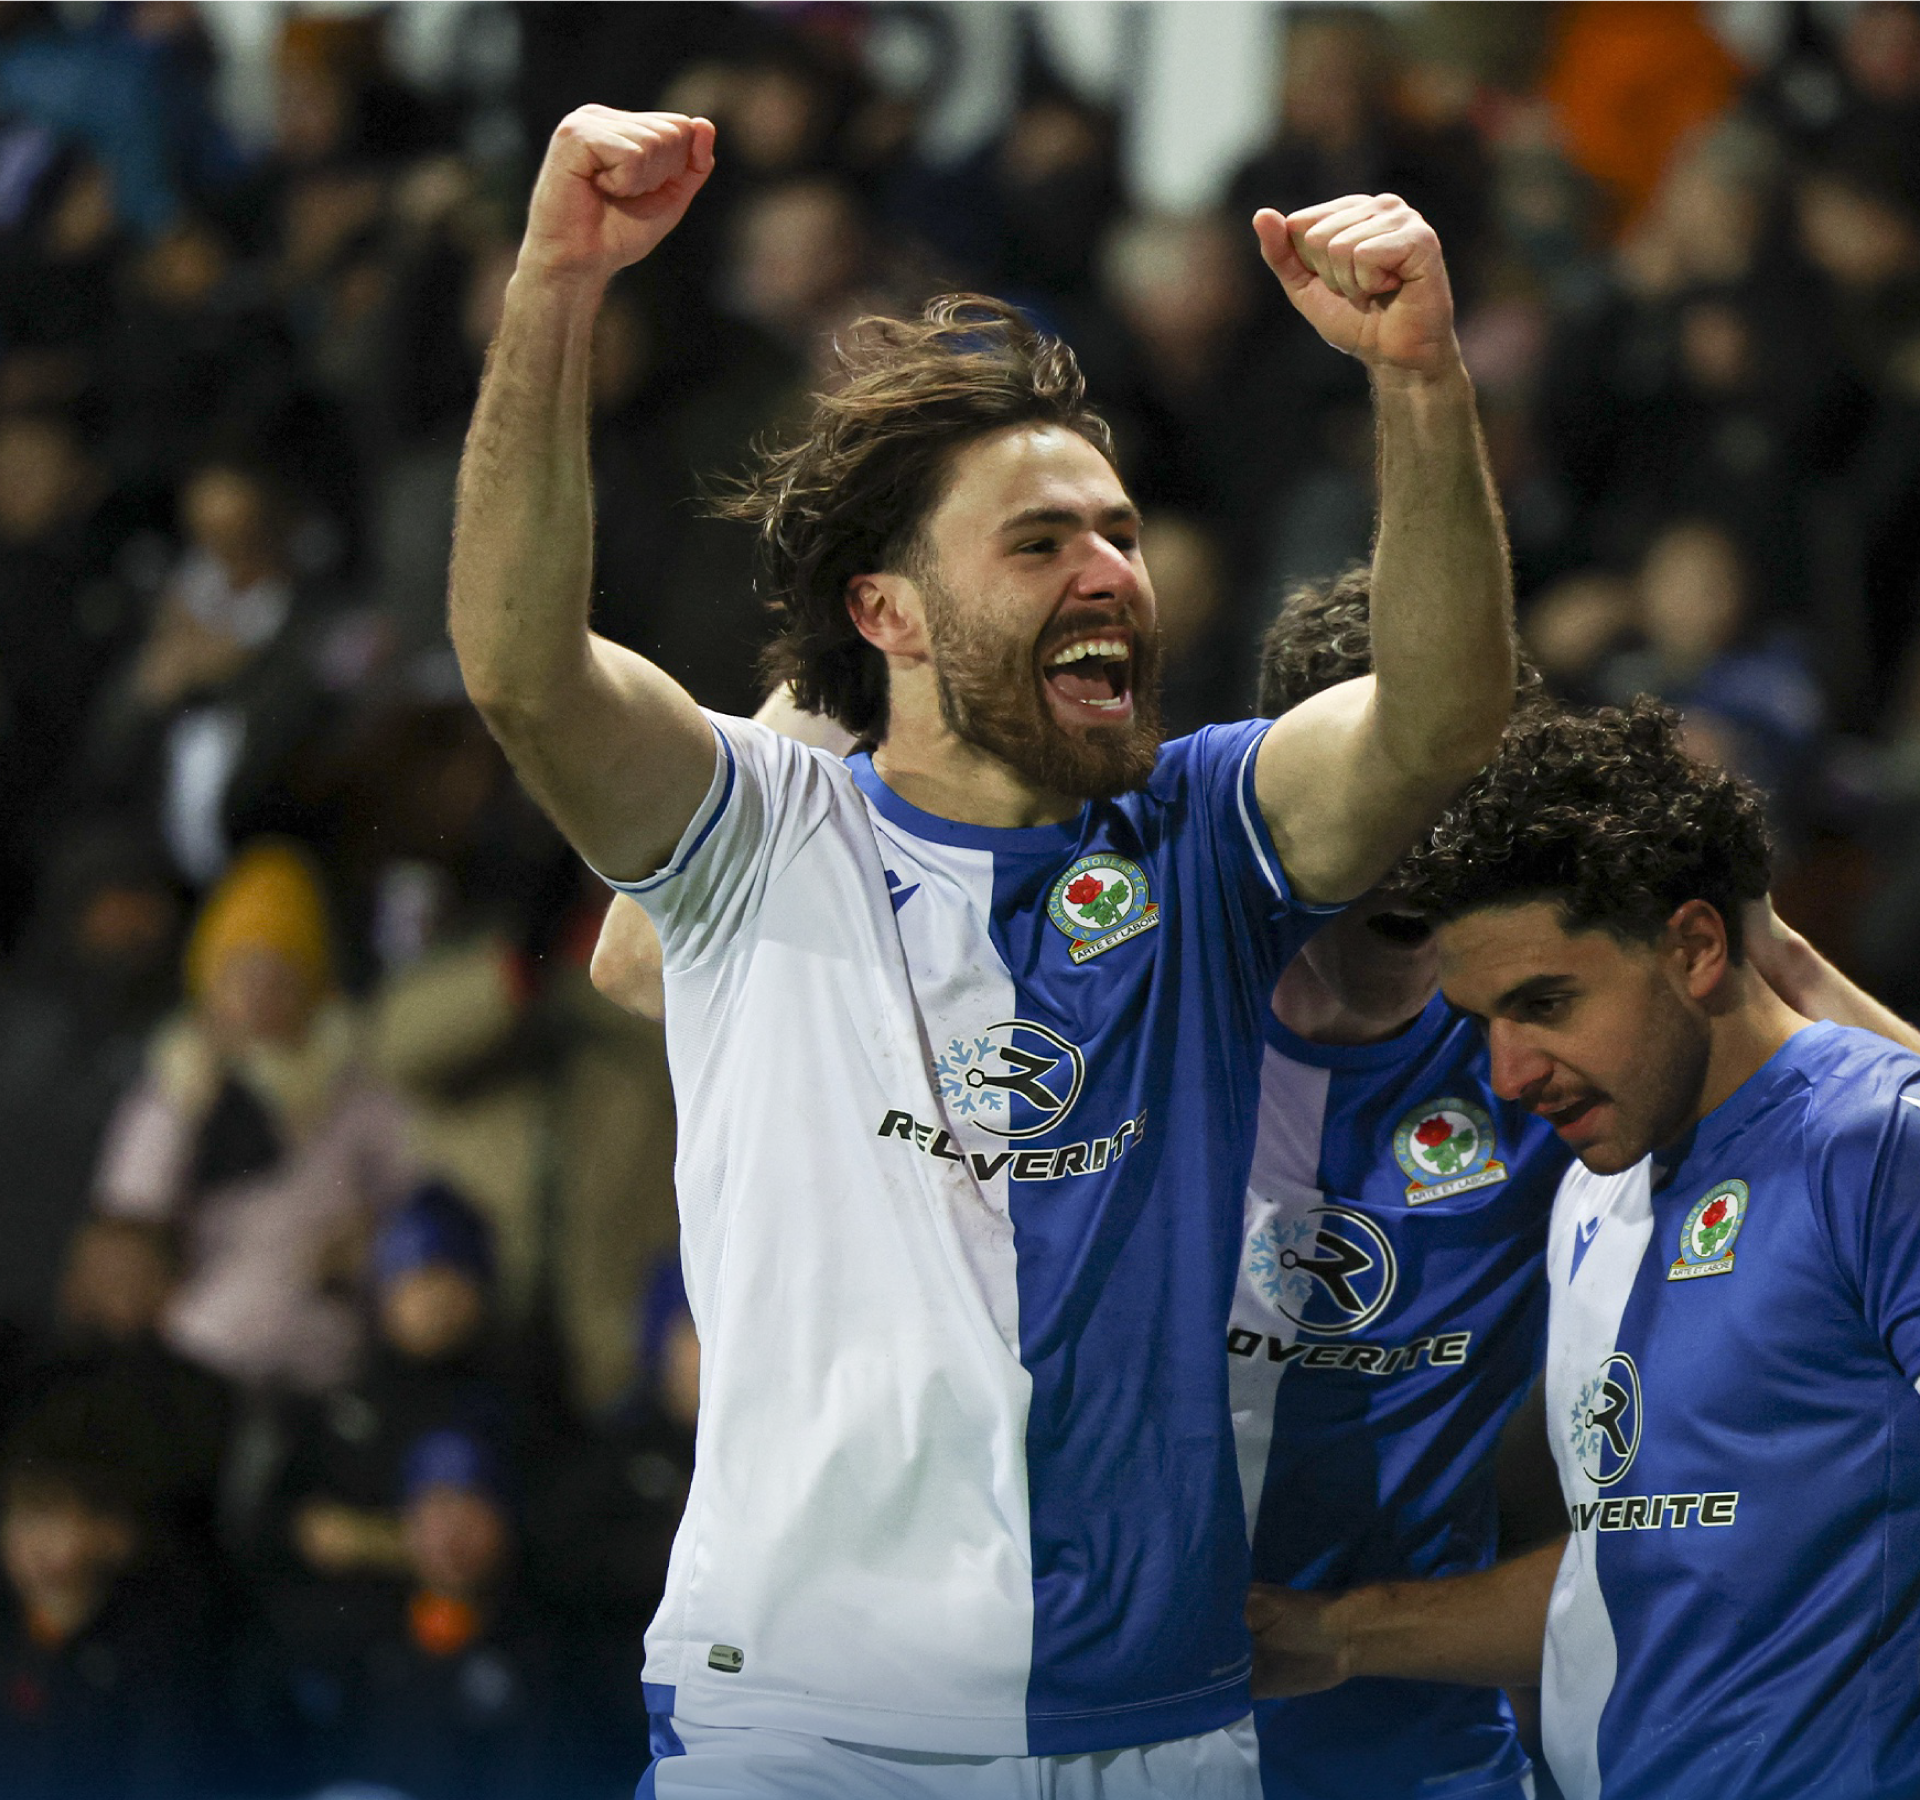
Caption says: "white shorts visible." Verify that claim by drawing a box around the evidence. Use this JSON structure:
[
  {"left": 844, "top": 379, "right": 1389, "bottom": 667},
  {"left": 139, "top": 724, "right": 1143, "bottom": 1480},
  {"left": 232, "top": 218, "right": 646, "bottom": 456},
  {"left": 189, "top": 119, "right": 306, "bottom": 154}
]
[{"left": 638, "top": 1714, "right": 1262, "bottom": 1800}]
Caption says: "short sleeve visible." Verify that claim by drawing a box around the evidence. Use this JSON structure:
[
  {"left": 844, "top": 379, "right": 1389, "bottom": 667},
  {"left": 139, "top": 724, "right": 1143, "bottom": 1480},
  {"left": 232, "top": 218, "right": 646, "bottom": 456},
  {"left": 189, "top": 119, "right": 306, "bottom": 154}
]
[
  {"left": 1157, "top": 718, "right": 1343, "bottom": 986},
  {"left": 1817, "top": 1065, "right": 1920, "bottom": 1390},
  {"left": 598, "top": 710, "right": 845, "bottom": 972}
]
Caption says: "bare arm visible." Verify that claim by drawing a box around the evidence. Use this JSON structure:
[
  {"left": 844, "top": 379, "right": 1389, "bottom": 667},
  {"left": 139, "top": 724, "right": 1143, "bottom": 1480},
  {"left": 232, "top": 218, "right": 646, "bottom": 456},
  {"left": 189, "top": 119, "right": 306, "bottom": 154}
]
[
  {"left": 590, "top": 687, "right": 854, "bottom": 1020},
  {"left": 1744, "top": 897, "right": 1920, "bottom": 1054},
  {"left": 450, "top": 108, "right": 719, "bottom": 883},
  {"left": 1252, "top": 197, "right": 1514, "bottom": 906},
  {"left": 1248, "top": 1535, "right": 1563, "bottom": 1698}
]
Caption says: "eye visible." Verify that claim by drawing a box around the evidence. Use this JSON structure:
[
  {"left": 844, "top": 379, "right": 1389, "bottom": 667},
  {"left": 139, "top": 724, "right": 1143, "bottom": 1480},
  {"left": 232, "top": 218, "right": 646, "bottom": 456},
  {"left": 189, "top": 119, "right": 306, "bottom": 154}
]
[
  {"left": 1522, "top": 992, "right": 1572, "bottom": 1023},
  {"left": 1107, "top": 532, "right": 1139, "bottom": 555},
  {"left": 1015, "top": 537, "right": 1058, "bottom": 557}
]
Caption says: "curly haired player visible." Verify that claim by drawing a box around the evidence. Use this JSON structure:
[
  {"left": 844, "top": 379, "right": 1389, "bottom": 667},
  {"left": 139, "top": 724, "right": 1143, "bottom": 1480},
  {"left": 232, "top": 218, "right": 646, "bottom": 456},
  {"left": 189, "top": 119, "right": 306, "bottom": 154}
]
[
  {"left": 1248, "top": 699, "right": 1920, "bottom": 1800},
  {"left": 451, "top": 106, "right": 1514, "bottom": 1796}
]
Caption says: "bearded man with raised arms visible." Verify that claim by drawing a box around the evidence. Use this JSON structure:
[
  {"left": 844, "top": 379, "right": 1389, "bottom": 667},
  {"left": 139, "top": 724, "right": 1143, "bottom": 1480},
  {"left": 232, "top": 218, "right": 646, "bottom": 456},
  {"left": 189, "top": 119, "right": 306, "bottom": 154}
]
[{"left": 449, "top": 107, "right": 1512, "bottom": 1798}]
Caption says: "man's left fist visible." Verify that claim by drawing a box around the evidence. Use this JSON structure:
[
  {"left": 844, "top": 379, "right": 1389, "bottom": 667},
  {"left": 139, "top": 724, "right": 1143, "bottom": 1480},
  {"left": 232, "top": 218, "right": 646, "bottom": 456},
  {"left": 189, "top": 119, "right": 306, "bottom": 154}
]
[{"left": 1254, "top": 195, "right": 1460, "bottom": 382}]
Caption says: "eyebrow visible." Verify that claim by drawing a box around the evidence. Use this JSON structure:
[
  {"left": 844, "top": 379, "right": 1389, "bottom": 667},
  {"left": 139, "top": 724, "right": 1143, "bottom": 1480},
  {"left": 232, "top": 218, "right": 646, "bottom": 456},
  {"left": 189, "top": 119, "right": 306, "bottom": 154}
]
[
  {"left": 1491, "top": 973, "right": 1576, "bottom": 1015},
  {"left": 996, "top": 503, "right": 1142, "bottom": 534}
]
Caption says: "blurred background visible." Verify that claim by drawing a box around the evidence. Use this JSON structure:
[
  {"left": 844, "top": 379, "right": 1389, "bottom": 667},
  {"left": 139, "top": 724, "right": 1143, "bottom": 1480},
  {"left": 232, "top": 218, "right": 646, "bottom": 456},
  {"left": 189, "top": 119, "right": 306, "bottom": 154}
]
[{"left": 0, "top": 0, "right": 1912, "bottom": 1793}]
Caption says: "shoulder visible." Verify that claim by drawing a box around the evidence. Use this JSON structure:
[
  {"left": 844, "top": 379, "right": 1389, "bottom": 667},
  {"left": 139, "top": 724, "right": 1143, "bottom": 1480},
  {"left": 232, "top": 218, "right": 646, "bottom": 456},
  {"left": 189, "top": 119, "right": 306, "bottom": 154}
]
[
  {"left": 1146, "top": 719, "right": 1272, "bottom": 796},
  {"left": 1795, "top": 1024, "right": 1920, "bottom": 1194}
]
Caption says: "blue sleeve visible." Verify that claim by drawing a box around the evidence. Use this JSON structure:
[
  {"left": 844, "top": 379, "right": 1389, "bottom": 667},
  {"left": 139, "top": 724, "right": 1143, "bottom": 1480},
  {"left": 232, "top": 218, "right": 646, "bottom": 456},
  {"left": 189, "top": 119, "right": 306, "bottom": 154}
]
[
  {"left": 1816, "top": 1060, "right": 1920, "bottom": 1390},
  {"left": 1158, "top": 718, "right": 1342, "bottom": 989}
]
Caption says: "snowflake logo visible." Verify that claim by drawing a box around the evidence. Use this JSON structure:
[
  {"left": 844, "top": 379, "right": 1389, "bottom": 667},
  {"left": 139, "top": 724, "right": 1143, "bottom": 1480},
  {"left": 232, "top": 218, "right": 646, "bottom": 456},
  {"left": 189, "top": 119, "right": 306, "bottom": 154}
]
[
  {"left": 1247, "top": 1216, "right": 1329, "bottom": 1316},
  {"left": 937, "top": 1036, "right": 1005, "bottom": 1118},
  {"left": 1569, "top": 1375, "right": 1608, "bottom": 1472}
]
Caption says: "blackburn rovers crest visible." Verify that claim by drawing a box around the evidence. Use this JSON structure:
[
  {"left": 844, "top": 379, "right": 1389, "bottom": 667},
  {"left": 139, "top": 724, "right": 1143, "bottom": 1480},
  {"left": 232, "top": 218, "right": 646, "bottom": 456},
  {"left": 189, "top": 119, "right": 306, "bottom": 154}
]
[
  {"left": 1669, "top": 1179, "right": 1747, "bottom": 1281},
  {"left": 1392, "top": 1096, "right": 1507, "bottom": 1203},
  {"left": 1047, "top": 854, "right": 1160, "bottom": 964}
]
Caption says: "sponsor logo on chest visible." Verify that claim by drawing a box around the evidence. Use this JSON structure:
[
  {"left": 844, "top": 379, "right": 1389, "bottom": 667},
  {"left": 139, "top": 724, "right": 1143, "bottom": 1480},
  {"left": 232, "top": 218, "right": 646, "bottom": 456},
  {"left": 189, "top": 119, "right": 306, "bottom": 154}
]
[
  {"left": 1566, "top": 1350, "right": 1741, "bottom": 1532},
  {"left": 1246, "top": 1205, "right": 1398, "bottom": 1335}
]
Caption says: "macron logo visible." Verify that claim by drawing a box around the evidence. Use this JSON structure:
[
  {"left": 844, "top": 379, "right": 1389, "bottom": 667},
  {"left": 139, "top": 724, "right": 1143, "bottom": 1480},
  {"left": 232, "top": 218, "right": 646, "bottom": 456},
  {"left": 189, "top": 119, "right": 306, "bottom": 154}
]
[
  {"left": 1569, "top": 1214, "right": 1602, "bottom": 1284},
  {"left": 885, "top": 869, "right": 920, "bottom": 913}
]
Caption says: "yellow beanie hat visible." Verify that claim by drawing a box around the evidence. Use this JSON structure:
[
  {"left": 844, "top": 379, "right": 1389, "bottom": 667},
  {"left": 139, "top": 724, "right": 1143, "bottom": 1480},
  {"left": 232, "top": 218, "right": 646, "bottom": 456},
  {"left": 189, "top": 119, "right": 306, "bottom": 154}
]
[{"left": 186, "top": 840, "right": 335, "bottom": 1002}]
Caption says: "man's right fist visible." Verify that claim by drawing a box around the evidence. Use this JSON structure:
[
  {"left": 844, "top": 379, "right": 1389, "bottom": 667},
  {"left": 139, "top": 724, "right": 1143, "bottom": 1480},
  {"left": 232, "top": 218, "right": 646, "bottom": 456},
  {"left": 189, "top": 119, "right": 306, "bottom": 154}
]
[{"left": 520, "top": 107, "right": 716, "bottom": 285}]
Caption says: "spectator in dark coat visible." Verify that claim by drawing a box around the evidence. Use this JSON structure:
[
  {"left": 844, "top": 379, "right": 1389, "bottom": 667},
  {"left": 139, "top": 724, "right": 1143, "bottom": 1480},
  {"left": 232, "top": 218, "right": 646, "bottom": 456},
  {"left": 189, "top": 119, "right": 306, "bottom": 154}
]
[
  {"left": 257, "top": 1183, "right": 543, "bottom": 1698},
  {"left": 0, "top": 1382, "right": 220, "bottom": 1799},
  {"left": 320, "top": 1429, "right": 558, "bottom": 1800}
]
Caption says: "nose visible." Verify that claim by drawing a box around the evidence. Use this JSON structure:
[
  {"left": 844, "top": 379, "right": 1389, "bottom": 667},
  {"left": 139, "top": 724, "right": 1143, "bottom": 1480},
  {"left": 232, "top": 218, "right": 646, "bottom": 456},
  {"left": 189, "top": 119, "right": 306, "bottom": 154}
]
[
  {"left": 1070, "top": 531, "right": 1136, "bottom": 600},
  {"left": 1487, "top": 1018, "right": 1554, "bottom": 1103}
]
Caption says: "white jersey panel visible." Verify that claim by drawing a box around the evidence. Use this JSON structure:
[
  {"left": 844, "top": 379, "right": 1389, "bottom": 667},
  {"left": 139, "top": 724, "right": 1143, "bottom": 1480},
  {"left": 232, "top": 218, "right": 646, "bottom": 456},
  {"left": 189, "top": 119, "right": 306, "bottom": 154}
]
[
  {"left": 1228, "top": 1046, "right": 1331, "bottom": 1535},
  {"left": 1541, "top": 1158, "right": 1655, "bottom": 1800},
  {"left": 628, "top": 716, "right": 1037, "bottom": 1752}
]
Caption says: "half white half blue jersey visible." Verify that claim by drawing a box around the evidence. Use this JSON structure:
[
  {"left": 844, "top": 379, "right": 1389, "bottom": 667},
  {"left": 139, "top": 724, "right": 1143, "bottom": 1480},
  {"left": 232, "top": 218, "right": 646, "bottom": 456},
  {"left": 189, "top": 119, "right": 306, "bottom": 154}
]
[
  {"left": 1230, "top": 993, "right": 1568, "bottom": 1799},
  {"left": 616, "top": 711, "right": 1323, "bottom": 1756},
  {"left": 1544, "top": 1021, "right": 1920, "bottom": 1800}
]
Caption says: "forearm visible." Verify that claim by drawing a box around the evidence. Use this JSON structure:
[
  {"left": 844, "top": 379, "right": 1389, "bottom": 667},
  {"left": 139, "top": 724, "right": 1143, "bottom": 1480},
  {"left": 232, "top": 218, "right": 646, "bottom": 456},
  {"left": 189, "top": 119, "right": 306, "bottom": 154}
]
[
  {"left": 1369, "top": 362, "right": 1515, "bottom": 782},
  {"left": 449, "top": 266, "right": 603, "bottom": 718},
  {"left": 1329, "top": 1536, "right": 1562, "bottom": 1689},
  {"left": 1754, "top": 917, "right": 1920, "bottom": 1054}
]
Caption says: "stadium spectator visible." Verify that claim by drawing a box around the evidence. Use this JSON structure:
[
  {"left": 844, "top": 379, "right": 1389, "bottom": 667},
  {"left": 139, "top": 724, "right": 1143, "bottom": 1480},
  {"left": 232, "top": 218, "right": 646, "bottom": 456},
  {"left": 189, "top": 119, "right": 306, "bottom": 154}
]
[
  {"left": 92, "top": 839, "right": 413, "bottom": 1391},
  {"left": 74, "top": 462, "right": 342, "bottom": 888},
  {"left": 260, "top": 1181, "right": 528, "bottom": 1595},
  {"left": 0, "top": 1380, "right": 220, "bottom": 1800},
  {"left": 0, "top": 825, "right": 182, "bottom": 1337},
  {"left": 316, "top": 1428, "right": 559, "bottom": 1800}
]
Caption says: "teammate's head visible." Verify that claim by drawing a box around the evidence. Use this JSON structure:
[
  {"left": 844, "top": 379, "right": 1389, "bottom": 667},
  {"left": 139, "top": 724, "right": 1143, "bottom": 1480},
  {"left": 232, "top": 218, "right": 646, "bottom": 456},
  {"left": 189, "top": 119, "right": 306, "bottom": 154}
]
[
  {"left": 1399, "top": 699, "right": 1773, "bottom": 1172},
  {"left": 1258, "top": 570, "right": 1545, "bottom": 1029},
  {"left": 1257, "top": 566, "right": 1374, "bottom": 716},
  {"left": 727, "top": 295, "right": 1161, "bottom": 798}
]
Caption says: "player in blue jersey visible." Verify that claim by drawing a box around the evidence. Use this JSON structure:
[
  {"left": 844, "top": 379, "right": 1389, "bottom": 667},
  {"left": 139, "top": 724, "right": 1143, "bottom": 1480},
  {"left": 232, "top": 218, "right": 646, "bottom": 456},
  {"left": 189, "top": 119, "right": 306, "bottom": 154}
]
[
  {"left": 1236, "top": 579, "right": 1570, "bottom": 1800},
  {"left": 592, "top": 584, "right": 1569, "bottom": 1799},
  {"left": 451, "top": 106, "right": 1514, "bottom": 1796},
  {"left": 1250, "top": 699, "right": 1920, "bottom": 1800}
]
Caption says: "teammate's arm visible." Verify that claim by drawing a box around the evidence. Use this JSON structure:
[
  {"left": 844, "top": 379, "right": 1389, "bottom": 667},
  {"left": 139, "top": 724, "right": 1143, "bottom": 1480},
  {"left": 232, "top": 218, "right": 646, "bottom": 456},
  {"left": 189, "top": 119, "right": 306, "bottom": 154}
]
[
  {"left": 450, "top": 108, "right": 719, "bottom": 884},
  {"left": 1744, "top": 898, "right": 1920, "bottom": 1055},
  {"left": 1248, "top": 1536, "right": 1563, "bottom": 1698},
  {"left": 1251, "top": 197, "right": 1514, "bottom": 907},
  {"left": 590, "top": 688, "right": 856, "bottom": 1020}
]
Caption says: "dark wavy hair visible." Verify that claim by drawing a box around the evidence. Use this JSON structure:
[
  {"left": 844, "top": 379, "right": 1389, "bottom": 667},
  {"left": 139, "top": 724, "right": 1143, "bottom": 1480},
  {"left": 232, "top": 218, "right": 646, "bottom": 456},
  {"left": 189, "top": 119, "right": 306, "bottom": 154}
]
[
  {"left": 711, "top": 295, "right": 1116, "bottom": 739},
  {"left": 1397, "top": 697, "right": 1773, "bottom": 961},
  {"left": 1258, "top": 564, "right": 1543, "bottom": 718}
]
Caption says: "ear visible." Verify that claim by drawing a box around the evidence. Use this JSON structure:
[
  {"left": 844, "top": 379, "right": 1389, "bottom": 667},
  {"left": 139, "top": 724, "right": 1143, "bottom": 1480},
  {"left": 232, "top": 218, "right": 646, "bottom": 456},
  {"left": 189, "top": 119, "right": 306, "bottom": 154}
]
[
  {"left": 846, "top": 571, "right": 928, "bottom": 660},
  {"left": 1666, "top": 899, "right": 1731, "bottom": 1002}
]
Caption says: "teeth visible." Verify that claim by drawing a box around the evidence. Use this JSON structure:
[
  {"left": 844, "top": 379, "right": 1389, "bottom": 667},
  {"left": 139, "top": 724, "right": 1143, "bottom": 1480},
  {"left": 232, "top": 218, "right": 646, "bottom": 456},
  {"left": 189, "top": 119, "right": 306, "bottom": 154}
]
[{"left": 1046, "top": 637, "right": 1129, "bottom": 668}]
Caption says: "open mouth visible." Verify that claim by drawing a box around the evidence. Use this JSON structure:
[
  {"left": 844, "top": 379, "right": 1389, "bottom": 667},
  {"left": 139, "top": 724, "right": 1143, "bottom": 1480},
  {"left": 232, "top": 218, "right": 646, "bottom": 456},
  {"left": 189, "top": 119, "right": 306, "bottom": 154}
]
[
  {"left": 1365, "top": 909, "right": 1433, "bottom": 946},
  {"left": 1042, "top": 634, "right": 1133, "bottom": 720}
]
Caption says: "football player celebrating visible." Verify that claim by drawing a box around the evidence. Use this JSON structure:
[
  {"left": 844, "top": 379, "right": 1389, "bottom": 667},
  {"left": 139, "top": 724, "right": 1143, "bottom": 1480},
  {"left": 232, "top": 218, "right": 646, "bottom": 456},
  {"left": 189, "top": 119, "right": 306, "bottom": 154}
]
[
  {"left": 451, "top": 106, "right": 1513, "bottom": 1796},
  {"left": 1250, "top": 700, "right": 1920, "bottom": 1800},
  {"left": 1231, "top": 581, "right": 1567, "bottom": 1800},
  {"left": 593, "top": 580, "right": 1568, "bottom": 1800}
]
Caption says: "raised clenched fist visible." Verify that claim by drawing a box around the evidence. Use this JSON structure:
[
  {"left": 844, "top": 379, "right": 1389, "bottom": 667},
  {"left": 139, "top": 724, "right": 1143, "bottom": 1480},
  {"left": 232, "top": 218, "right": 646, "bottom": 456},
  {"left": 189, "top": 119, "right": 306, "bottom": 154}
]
[
  {"left": 519, "top": 106, "right": 716, "bottom": 285},
  {"left": 1253, "top": 195, "right": 1458, "bottom": 382}
]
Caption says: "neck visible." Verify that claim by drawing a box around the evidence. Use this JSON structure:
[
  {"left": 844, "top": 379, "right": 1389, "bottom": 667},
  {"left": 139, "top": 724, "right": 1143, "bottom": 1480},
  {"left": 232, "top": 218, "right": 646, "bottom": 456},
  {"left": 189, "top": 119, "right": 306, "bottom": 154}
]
[
  {"left": 1690, "top": 962, "right": 1811, "bottom": 1129},
  {"left": 1271, "top": 949, "right": 1432, "bottom": 1047},
  {"left": 871, "top": 710, "right": 1083, "bottom": 829}
]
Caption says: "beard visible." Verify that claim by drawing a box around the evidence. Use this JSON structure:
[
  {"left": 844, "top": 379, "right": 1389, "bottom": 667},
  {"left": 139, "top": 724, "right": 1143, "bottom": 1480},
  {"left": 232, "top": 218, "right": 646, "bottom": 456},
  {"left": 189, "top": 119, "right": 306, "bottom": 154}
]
[{"left": 919, "top": 567, "right": 1165, "bottom": 802}]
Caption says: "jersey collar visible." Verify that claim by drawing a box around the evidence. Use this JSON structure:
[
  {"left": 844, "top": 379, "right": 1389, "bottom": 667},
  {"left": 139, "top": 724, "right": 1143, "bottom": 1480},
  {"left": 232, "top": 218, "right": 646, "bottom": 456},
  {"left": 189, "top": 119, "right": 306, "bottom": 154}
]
[
  {"left": 848, "top": 751, "right": 1089, "bottom": 856},
  {"left": 1262, "top": 989, "right": 1456, "bottom": 1071}
]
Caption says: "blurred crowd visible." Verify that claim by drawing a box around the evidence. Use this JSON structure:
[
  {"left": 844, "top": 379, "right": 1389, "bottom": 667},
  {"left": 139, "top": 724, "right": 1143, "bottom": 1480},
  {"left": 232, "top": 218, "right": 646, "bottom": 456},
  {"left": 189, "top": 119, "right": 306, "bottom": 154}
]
[{"left": 0, "top": 1, "right": 1919, "bottom": 1793}]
